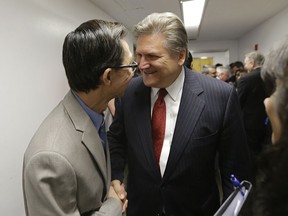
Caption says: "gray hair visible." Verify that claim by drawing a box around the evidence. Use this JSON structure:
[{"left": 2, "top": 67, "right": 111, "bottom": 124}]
[
  {"left": 216, "top": 66, "right": 230, "bottom": 76},
  {"left": 133, "top": 12, "right": 188, "bottom": 54},
  {"left": 261, "top": 37, "right": 288, "bottom": 144},
  {"left": 245, "top": 51, "right": 265, "bottom": 66}
]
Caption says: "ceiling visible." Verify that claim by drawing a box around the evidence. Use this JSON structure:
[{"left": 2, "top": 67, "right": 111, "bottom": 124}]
[{"left": 90, "top": 0, "right": 288, "bottom": 41}]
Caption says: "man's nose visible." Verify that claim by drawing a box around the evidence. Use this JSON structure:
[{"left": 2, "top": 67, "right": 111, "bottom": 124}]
[{"left": 138, "top": 57, "right": 150, "bottom": 69}]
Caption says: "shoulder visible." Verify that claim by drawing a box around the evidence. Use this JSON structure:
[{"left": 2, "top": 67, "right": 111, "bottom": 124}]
[
  {"left": 128, "top": 76, "right": 144, "bottom": 89},
  {"left": 124, "top": 76, "right": 149, "bottom": 97},
  {"left": 24, "top": 96, "right": 88, "bottom": 164},
  {"left": 242, "top": 68, "right": 261, "bottom": 81},
  {"left": 186, "top": 70, "right": 233, "bottom": 93},
  {"left": 238, "top": 69, "right": 263, "bottom": 90}
]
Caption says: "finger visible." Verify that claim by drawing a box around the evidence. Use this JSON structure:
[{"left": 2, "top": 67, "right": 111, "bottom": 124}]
[
  {"left": 122, "top": 199, "right": 128, "bottom": 213},
  {"left": 115, "top": 184, "right": 126, "bottom": 200},
  {"left": 111, "top": 180, "right": 127, "bottom": 202}
]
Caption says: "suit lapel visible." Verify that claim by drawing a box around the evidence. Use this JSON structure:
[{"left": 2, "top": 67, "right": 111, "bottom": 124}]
[
  {"left": 81, "top": 124, "right": 107, "bottom": 181},
  {"left": 133, "top": 83, "right": 161, "bottom": 179},
  {"left": 63, "top": 91, "right": 108, "bottom": 190},
  {"left": 163, "top": 70, "right": 205, "bottom": 181}
]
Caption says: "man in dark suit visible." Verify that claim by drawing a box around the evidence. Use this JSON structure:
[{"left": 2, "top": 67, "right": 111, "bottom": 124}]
[
  {"left": 227, "top": 61, "right": 244, "bottom": 86},
  {"left": 237, "top": 51, "right": 270, "bottom": 182},
  {"left": 23, "top": 19, "right": 135, "bottom": 216},
  {"left": 108, "top": 12, "right": 252, "bottom": 216}
]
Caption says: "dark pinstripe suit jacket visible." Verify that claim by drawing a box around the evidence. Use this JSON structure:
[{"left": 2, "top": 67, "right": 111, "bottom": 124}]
[{"left": 108, "top": 68, "right": 252, "bottom": 216}]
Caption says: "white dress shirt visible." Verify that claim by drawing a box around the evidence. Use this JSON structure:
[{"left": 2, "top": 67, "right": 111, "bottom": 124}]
[{"left": 151, "top": 67, "right": 185, "bottom": 176}]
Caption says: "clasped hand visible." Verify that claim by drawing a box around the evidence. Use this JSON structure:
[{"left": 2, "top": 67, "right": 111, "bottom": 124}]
[{"left": 109, "top": 179, "right": 128, "bottom": 213}]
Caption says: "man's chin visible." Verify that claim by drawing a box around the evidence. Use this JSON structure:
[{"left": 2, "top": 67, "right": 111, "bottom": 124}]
[{"left": 143, "top": 78, "right": 154, "bottom": 88}]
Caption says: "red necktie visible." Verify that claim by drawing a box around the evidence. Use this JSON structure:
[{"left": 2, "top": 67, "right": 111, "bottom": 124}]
[{"left": 152, "top": 88, "right": 168, "bottom": 165}]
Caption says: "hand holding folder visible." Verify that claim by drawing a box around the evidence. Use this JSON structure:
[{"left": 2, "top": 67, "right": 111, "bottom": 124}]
[{"left": 214, "top": 175, "right": 252, "bottom": 216}]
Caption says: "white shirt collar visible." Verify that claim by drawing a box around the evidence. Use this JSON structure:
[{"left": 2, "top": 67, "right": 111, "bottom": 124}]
[{"left": 151, "top": 67, "right": 185, "bottom": 101}]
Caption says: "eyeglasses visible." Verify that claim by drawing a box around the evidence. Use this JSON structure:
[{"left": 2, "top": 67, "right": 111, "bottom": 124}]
[{"left": 110, "top": 61, "right": 138, "bottom": 73}]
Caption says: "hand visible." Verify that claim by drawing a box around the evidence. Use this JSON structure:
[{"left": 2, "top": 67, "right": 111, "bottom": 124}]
[
  {"left": 108, "top": 185, "right": 128, "bottom": 213},
  {"left": 108, "top": 186, "right": 121, "bottom": 204},
  {"left": 111, "top": 180, "right": 128, "bottom": 213}
]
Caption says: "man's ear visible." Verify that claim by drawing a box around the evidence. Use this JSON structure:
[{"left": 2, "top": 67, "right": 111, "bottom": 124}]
[
  {"left": 101, "top": 68, "right": 112, "bottom": 85},
  {"left": 178, "top": 49, "right": 186, "bottom": 66}
]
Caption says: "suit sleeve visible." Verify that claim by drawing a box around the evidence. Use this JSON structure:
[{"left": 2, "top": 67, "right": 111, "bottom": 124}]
[
  {"left": 23, "top": 152, "right": 121, "bottom": 216},
  {"left": 218, "top": 87, "right": 252, "bottom": 200},
  {"left": 237, "top": 76, "right": 249, "bottom": 109},
  {"left": 107, "top": 97, "right": 127, "bottom": 182}
]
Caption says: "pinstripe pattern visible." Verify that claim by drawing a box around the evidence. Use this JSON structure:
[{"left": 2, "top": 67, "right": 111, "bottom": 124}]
[{"left": 108, "top": 68, "right": 252, "bottom": 216}]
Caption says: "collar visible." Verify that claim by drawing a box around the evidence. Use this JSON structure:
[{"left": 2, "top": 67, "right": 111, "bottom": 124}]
[
  {"left": 151, "top": 67, "right": 185, "bottom": 101},
  {"left": 71, "top": 90, "right": 103, "bottom": 130}
]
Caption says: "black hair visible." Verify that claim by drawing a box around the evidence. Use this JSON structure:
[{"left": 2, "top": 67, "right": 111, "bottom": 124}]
[
  {"left": 184, "top": 51, "right": 193, "bottom": 69},
  {"left": 62, "top": 19, "right": 127, "bottom": 93}
]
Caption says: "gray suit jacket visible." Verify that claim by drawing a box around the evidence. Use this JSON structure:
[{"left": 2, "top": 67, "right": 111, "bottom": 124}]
[{"left": 23, "top": 91, "right": 121, "bottom": 216}]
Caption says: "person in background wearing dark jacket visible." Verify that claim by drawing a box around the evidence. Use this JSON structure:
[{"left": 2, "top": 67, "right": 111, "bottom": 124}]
[
  {"left": 241, "top": 37, "right": 288, "bottom": 216},
  {"left": 108, "top": 12, "right": 252, "bottom": 216},
  {"left": 228, "top": 61, "right": 244, "bottom": 86},
  {"left": 237, "top": 51, "right": 271, "bottom": 183}
]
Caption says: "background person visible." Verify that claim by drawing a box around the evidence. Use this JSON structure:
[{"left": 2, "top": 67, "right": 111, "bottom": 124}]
[
  {"left": 216, "top": 66, "right": 231, "bottom": 82},
  {"left": 201, "top": 65, "right": 217, "bottom": 78},
  {"left": 227, "top": 61, "right": 244, "bottom": 86},
  {"left": 237, "top": 51, "right": 270, "bottom": 183},
  {"left": 241, "top": 37, "right": 288, "bottom": 216}
]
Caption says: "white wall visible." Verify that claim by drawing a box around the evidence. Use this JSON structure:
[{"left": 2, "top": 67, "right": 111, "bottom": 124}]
[
  {"left": 192, "top": 51, "right": 230, "bottom": 66},
  {"left": 0, "top": 0, "right": 133, "bottom": 215},
  {"left": 239, "top": 6, "right": 288, "bottom": 59},
  {"left": 189, "top": 6, "right": 288, "bottom": 64},
  {"left": 189, "top": 39, "right": 239, "bottom": 63}
]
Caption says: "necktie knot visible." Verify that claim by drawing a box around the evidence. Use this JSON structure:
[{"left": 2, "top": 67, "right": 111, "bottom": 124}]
[{"left": 158, "top": 88, "right": 168, "bottom": 100}]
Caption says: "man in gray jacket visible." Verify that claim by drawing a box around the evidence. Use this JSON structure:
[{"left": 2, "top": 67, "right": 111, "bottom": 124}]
[{"left": 23, "top": 19, "right": 136, "bottom": 216}]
